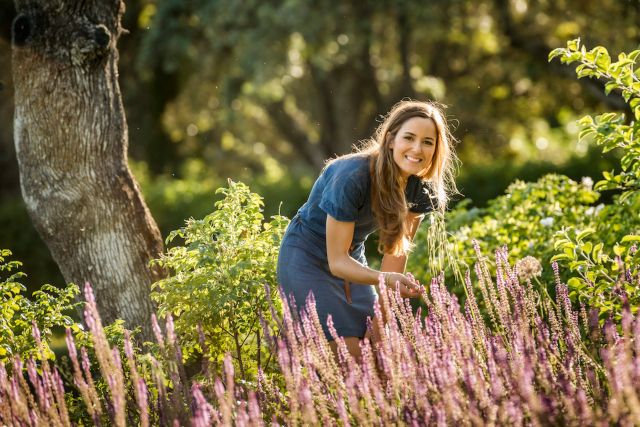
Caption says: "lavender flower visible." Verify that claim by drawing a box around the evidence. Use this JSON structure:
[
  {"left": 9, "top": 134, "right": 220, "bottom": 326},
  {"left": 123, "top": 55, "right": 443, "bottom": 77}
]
[{"left": 1, "top": 250, "right": 640, "bottom": 426}]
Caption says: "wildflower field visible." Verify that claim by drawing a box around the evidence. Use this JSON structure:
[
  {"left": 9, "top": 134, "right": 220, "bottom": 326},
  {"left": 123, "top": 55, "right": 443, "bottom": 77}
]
[{"left": 2, "top": 40, "right": 640, "bottom": 426}]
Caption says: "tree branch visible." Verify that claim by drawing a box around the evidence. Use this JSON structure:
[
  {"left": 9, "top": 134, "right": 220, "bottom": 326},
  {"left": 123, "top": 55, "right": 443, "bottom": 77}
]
[
  {"left": 263, "top": 98, "right": 325, "bottom": 170},
  {"left": 396, "top": 3, "right": 416, "bottom": 99}
]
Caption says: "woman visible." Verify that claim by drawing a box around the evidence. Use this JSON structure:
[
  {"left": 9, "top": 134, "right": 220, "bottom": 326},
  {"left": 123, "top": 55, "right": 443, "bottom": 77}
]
[{"left": 277, "top": 100, "right": 457, "bottom": 358}]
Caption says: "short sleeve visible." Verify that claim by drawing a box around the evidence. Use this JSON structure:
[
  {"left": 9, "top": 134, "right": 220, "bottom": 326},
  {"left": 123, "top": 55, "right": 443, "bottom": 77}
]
[
  {"left": 405, "top": 175, "right": 434, "bottom": 214},
  {"left": 318, "top": 165, "right": 366, "bottom": 222}
]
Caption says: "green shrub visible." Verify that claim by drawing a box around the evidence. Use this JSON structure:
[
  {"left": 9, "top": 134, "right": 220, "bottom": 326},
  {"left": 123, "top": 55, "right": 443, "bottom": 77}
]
[
  {"left": 151, "top": 180, "right": 289, "bottom": 382},
  {"left": 409, "top": 174, "right": 600, "bottom": 298},
  {"left": 411, "top": 40, "right": 640, "bottom": 324},
  {"left": 0, "top": 249, "right": 79, "bottom": 363},
  {"left": 547, "top": 39, "right": 640, "bottom": 320}
]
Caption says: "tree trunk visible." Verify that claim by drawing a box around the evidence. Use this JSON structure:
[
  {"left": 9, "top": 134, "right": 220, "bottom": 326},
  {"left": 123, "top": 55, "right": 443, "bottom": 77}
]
[
  {"left": 11, "top": 0, "right": 164, "bottom": 339},
  {"left": 0, "top": 2, "right": 18, "bottom": 198}
]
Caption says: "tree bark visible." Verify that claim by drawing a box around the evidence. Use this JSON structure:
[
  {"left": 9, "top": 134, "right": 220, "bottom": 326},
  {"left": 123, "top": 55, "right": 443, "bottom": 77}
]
[
  {"left": 0, "top": 2, "right": 19, "bottom": 197},
  {"left": 11, "top": 0, "right": 164, "bottom": 339}
]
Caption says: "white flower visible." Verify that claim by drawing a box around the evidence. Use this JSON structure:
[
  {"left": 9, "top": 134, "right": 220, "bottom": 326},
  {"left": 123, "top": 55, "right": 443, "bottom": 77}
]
[
  {"left": 516, "top": 256, "right": 543, "bottom": 281},
  {"left": 540, "top": 217, "right": 554, "bottom": 227},
  {"left": 581, "top": 176, "right": 594, "bottom": 189},
  {"left": 586, "top": 204, "right": 605, "bottom": 216}
]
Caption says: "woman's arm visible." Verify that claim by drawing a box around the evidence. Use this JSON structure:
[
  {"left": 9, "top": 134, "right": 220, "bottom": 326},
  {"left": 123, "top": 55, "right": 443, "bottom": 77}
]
[
  {"left": 380, "top": 211, "right": 424, "bottom": 273},
  {"left": 325, "top": 216, "right": 382, "bottom": 285},
  {"left": 326, "top": 214, "right": 421, "bottom": 295}
]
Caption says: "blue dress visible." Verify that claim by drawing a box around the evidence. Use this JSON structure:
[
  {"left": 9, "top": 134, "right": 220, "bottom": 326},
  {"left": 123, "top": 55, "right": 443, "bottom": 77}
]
[{"left": 277, "top": 154, "right": 432, "bottom": 340}]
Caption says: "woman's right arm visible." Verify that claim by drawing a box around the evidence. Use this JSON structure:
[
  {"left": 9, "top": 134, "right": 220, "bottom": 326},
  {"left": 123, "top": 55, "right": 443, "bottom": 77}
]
[{"left": 325, "top": 215, "right": 421, "bottom": 297}]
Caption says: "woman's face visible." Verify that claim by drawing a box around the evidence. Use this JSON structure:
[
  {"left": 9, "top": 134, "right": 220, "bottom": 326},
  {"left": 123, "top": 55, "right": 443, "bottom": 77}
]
[{"left": 389, "top": 116, "right": 437, "bottom": 179}]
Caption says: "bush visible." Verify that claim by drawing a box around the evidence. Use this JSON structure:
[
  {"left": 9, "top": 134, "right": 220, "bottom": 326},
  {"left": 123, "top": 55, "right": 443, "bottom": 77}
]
[
  {"left": 150, "top": 180, "right": 289, "bottom": 381},
  {"left": 546, "top": 40, "right": 640, "bottom": 320},
  {"left": 408, "top": 174, "right": 600, "bottom": 298},
  {"left": 0, "top": 249, "right": 79, "bottom": 363},
  {"left": 410, "top": 40, "right": 640, "bottom": 324}
]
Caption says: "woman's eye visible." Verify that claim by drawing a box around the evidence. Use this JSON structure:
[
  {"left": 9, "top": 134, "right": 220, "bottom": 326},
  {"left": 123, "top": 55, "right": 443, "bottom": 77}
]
[
  {"left": 404, "top": 136, "right": 413, "bottom": 141},
  {"left": 423, "top": 140, "right": 434, "bottom": 145}
]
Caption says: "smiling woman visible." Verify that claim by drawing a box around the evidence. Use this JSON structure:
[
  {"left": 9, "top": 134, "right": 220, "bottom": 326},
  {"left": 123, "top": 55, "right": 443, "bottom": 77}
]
[{"left": 276, "top": 99, "right": 459, "bottom": 359}]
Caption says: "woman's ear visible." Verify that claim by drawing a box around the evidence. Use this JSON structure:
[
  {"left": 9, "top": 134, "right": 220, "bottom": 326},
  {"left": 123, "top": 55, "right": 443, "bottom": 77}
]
[{"left": 387, "top": 133, "right": 395, "bottom": 149}]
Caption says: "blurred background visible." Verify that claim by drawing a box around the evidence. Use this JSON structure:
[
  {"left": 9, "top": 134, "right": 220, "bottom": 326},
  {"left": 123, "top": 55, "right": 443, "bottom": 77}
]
[{"left": 0, "top": 0, "right": 637, "bottom": 291}]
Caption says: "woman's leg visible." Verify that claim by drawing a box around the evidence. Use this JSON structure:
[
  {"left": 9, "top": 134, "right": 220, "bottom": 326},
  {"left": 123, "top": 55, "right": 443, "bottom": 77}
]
[
  {"left": 367, "top": 316, "right": 383, "bottom": 345},
  {"left": 329, "top": 336, "right": 362, "bottom": 361}
]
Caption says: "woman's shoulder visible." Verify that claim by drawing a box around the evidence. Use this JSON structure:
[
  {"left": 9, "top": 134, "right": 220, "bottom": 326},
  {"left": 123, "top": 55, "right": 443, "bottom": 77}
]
[{"left": 324, "top": 153, "right": 370, "bottom": 177}]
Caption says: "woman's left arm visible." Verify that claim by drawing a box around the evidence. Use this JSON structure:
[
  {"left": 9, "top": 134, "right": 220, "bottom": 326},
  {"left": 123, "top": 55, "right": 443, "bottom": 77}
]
[{"left": 379, "top": 212, "right": 424, "bottom": 273}]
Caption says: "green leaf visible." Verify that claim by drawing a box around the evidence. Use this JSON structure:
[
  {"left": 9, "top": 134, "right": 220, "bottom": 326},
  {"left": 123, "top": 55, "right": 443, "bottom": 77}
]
[
  {"left": 551, "top": 253, "right": 572, "bottom": 262},
  {"left": 554, "top": 238, "right": 570, "bottom": 250},
  {"left": 548, "top": 48, "right": 565, "bottom": 62},
  {"left": 595, "top": 51, "right": 611, "bottom": 71},
  {"left": 567, "top": 38, "right": 580, "bottom": 52},
  {"left": 576, "top": 228, "right": 596, "bottom": 242},
  {"left": 567, "top": 277, "right": 583, "bottom": 289},
  {"left": 578, "top": 128, "right": 596, "bottom": 140},
  {"left": 592, "top": 243, "right": 603, "bottom": 260},
  {"left": 628, "top": 50, "right": 640, "bottom": 61},
  {"left": 621, "top": 235, "right": 640, "bottom": 243},
  {"left": 619, "top": 190, "right": 635, "bottom": 204},
  {"left": 604, "top": 81, "right": 618, "bottom": 95},
  {"left": 578, "top": 115, "right": 594, "bottom": 126}
]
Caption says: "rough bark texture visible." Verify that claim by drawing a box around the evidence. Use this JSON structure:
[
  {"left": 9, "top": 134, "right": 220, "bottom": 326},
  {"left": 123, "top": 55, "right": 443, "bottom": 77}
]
[
  {"left": 1, "top": 2, "right": 18, "bottom": 197},
  {"left": 11, "top": 0, "right": 164, "bottom": 339}
]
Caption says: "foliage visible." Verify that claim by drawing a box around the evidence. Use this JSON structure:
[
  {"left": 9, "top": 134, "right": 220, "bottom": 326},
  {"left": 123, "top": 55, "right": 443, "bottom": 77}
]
[
  {"left": 552, "top": 227, "right": 640, "bottom": 320},
  {"left": 0, "top": 249, "right": 79, "bottom": 363},
  {"left": 455, "top": 144, "right": 619, "bottom": 208},
  {"left": 549, "top": 39, "right": 640, "bottom": 202},
  {"left": 544, "top": 39, "right": 640, "bottom": 320},
  {"left": 409, "top": 174, "right": 601, "bottom": 297},
  {"left": 411, "top": 41, "right": 640, "bottom": 324},
  {"left": 130, "top": 159, "right": 224, "bottom": 238},
  {"left": 151, "top": 180, "right": 289, "bottom": 381},
  {"left": 2, "top": 2, "right": 634, "bottom": 295},
  {"left": 4, "top": 250, "right": 640, "bottom": 425}
]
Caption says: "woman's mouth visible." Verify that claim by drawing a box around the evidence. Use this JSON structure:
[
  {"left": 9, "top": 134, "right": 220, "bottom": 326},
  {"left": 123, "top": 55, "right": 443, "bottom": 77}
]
[{"left": 405, "top": 155, "right": 422, "bottom": 163}]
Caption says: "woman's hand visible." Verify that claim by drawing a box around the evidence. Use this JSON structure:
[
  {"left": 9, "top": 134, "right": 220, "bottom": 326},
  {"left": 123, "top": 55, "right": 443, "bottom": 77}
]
[{"left": 382, "top": 272, "right": 425, "bottom": 298}]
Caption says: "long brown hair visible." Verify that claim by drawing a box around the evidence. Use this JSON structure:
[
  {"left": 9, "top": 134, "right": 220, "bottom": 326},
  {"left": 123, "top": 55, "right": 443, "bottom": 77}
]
[{"left": 359, "top": 100, "right": 458, "bottom": 255}]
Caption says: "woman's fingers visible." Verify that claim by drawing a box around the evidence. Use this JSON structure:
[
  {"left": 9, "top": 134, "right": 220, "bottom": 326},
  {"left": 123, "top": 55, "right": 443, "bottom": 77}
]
[
  {"left": 385, "top": 272, "right": 425, "bottom": 298},
  {"left": 398, "top": 282, "right": 422, "bottom": 298}
]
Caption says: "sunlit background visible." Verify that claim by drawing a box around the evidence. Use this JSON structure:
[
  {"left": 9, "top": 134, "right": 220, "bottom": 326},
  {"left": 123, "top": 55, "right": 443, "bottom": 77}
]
[{"left": 0, "top": 0, "right": 637, "bottom": 289}]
